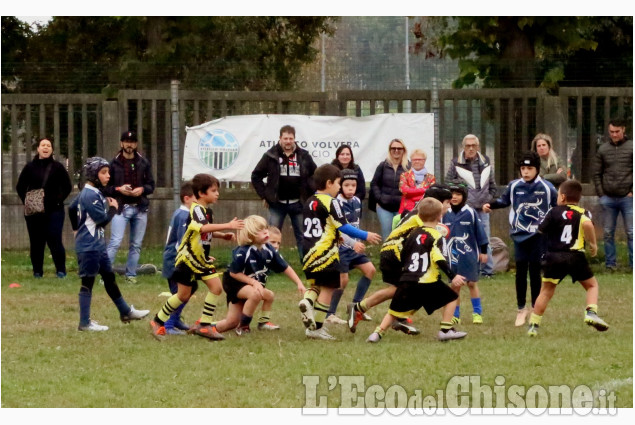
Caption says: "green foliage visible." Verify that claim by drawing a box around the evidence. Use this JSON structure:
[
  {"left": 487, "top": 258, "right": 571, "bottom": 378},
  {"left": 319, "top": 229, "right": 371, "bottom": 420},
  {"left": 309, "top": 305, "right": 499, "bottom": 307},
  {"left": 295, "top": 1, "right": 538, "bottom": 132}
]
[
  {"left": 5, "top": 16, "right": 337, "bottom": 93},
  {"left": 1, "top": 247, "right": 632, "bottom": 408}
]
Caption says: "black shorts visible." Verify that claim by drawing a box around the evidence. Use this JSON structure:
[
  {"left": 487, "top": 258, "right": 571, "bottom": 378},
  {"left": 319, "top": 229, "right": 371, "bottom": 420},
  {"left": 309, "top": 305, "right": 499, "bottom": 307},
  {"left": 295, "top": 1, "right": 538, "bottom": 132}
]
[
  {"left": 338, "top": 247, "right": 371, "bottom": 273},
  {"left": 170, "top": 263, "right": 217, "bottom": 287},
  {"left": 222, "top": 271, "right": 248, "bottom": 305},
  {"left": 514, "top": 234, "right": 545, "bottom": 262},
  {"left": 304, "top": 270, "right": 341, "bottom": 288},
  {"left": 388, "top": 280, "right": 458, "bottom": 318},
  {"left": 542, "top": 251, "right": 593, "bottom": 284}
]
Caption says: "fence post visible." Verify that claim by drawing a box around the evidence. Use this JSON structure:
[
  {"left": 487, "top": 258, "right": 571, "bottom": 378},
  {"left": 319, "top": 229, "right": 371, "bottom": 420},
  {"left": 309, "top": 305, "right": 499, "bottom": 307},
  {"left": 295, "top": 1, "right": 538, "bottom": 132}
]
[
  {"left": 102, "top": 100, "right": 120, "bottom": 159},
  {"left": 543, "top": 95, "right": 566, "bottom": 165},
  {"left": 431, "top": 75, "right": 441, "bottom": 178},
  {"left": 171, "top": 80, "right": 181, "bottom": 209}
]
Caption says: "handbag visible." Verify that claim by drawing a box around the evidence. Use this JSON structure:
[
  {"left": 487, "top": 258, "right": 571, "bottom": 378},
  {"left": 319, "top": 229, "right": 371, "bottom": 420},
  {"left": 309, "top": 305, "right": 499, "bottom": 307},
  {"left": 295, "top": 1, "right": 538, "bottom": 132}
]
[{"left": 24, "top": 163, "right": 53, "bottom": 216}]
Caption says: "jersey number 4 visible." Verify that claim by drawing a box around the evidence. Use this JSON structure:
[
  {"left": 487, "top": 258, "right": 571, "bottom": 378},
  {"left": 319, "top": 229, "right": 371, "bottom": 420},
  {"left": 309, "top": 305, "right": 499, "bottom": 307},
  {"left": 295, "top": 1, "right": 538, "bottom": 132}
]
[
  {"left": 304, "top": 218, "right": 323, "bottom": 237},
  {"left": 407, "top": 252, "right": 430, "bottom": 272},
  {"left": 560, "top": 224, "right": 572, "bottom": 244}
]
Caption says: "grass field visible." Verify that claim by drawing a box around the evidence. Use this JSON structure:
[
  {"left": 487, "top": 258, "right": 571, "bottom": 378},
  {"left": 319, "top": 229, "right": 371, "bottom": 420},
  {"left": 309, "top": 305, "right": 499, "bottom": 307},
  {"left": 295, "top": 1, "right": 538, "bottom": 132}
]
[{"left": 1, "top": 245, "right": 632, "bottom": 410}]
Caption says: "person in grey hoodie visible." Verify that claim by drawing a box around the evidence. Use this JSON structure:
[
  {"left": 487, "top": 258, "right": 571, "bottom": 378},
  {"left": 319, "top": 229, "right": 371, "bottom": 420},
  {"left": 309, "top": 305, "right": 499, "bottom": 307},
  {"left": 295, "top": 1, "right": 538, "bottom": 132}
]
[
  {"left": 445, "top": 134, "right": 498, "bottom": 277},
  {"left": 592, "top": 118, "right": 633, "bottom": 270}
]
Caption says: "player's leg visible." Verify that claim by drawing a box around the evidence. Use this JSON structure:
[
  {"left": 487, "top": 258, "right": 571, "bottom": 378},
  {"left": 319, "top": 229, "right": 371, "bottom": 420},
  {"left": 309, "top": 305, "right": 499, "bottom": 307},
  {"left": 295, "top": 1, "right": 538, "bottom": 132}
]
[
  {"left": 214, "top": 301, "right": 244, "bottom": 333},
  {"left": 326, "top": 273, "right": 348, "bottom": 324},
  {"left": 367, "top": 313, "right": 397, "bottom": 343},
  {"left": 232, "top": 285, "right": 263, "bottom": 335},
  {"left": 467, "top": 281, "right": 483, "bottom": 324},
  {"left": 580, "top": 277, "right": 609, "bottom": 331},
  {"left": 352, "top": 262, "right": 375, "bottom": 318},
  {"left": 258, "top": 288, "right": 280, "bottom": 330},
  {"left": 527, "top": 280, "right": 557, "bottom": 337},
  {"left": 198, "top": 275, "right": 223, "bottom": 324}
]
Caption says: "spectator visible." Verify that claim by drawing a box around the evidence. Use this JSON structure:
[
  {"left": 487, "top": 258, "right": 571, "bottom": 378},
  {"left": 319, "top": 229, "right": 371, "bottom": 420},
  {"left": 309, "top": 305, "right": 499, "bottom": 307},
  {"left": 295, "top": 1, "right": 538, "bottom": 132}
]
[
  {"left": 16, "top": 138, "right": 72, "bottom": 278},
  {"left": 103, "top": 130, "right": 156, "bottom": 284},
  {"left": 445, "top": 134, "right": 497, "bottom": 277},
  {"left": 251, "top": 125, "right": 317, "bottom": 257},
  {"left": 398, "top": 149, "right": 436, "bottom": 214},
  {"left": 370, "top": 138, "right": 410, "bottom": 239},
  {"left": 530, "top": 133, "right": 567, "bottom": 188},
  {"left": 592, "top": 118, "right": 633, "bottom": 270},
  {"left": 331, "top": 145, "right": 366, "bottom": 201}
]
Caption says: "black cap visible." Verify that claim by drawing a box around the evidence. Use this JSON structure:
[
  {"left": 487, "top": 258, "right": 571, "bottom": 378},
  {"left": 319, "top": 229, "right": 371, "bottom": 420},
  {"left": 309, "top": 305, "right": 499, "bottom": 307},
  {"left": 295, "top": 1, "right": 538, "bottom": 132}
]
[
  {"left": 519, "top": 151, "right": 540, "bottom": 170},
  {"left": 340, "top": 168, "right": 358, "bottom": 184},
  {"left": 424, "top": 183, "right": 453, "bottom": 202},
  {"left": 120, "top": 130, "right": 138, "bottom": 142}
]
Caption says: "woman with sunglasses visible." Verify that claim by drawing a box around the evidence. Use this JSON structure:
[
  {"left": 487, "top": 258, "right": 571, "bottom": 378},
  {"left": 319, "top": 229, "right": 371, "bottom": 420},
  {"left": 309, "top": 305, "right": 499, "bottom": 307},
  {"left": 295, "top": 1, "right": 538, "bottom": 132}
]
[{"left": 370, "top": 139, "right": 410, "bottom": 239}]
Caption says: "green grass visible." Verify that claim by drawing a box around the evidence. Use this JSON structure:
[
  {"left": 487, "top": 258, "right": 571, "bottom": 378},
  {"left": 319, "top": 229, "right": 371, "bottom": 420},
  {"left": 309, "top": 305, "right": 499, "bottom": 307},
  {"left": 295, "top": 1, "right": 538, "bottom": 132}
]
[{"left": 1, "top": 247, "right": 632, "bottom": 409}]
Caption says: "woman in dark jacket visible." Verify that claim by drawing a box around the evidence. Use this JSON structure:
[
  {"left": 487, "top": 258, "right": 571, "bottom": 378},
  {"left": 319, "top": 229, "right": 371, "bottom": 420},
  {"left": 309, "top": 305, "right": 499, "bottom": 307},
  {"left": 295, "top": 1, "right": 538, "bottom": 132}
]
[
  {"left": 16, "top": 138, "right": 72, "bottom": 278},
  {"left": 331, "top": 145, "right": 366, "bottom": 201},
  {"left": 370, "top": 138, "right": 410, "bottom": 239}
]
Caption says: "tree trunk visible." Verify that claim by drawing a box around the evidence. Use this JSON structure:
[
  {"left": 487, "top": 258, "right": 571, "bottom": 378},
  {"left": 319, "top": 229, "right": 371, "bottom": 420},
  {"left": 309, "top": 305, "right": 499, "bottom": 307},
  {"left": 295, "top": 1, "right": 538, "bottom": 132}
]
[{"left": 499, "top": 18, "right": 536, "bottom": 88}]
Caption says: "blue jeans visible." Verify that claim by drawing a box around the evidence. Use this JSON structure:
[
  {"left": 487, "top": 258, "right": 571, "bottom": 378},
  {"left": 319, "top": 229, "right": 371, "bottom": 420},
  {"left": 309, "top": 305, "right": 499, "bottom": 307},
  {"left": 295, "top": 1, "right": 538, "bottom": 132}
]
[
  {"left": 476, "top": 209, "right": 495, "bottom": 275},
  {"left": 376, "top": 204, "right": 398, "bottom": 240},
  {"left": 106, "top": 205, "right": 148, "bottom": 277},
  {"left": 599, "top": 195, "right": 633, "bottom": 268},
  {"left": 268, "top": 201, "right": 304, "bottom": 258}
]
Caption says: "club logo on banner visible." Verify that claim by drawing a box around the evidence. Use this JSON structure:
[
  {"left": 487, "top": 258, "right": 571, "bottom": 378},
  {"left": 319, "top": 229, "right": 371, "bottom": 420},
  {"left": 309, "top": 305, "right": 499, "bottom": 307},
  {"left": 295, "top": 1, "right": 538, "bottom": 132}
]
[{"left": 198, "top": 129, "right": 240, "bottom": 170}]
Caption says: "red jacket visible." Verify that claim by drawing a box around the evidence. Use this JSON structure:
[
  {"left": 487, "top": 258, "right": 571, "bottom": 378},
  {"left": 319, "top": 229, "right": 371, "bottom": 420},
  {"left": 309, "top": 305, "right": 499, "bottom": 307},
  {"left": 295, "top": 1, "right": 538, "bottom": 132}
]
[{"left": 398, "top": 169, "right": 436, "bottom": 214}]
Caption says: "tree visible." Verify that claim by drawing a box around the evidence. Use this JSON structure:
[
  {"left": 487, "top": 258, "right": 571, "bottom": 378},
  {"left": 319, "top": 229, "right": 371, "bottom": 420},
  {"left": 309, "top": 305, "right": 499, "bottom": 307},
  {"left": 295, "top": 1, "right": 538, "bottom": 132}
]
[
  {"left": 1, "top": 16, "right": 33, "bottom": 92},
  {"left": 5, "top": 16, "right": 336, "bottom": 93},
  {"left": 412, "top": 17, "right": 633, "bottom": 89}
]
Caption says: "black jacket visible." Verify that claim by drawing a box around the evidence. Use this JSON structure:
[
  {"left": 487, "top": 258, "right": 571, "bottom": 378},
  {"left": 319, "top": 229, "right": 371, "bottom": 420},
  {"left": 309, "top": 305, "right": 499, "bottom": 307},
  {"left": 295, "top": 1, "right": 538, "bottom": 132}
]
[
  {"left": 251, "top": 143, "right": 317, "bottom": 204},
  {"left": 370, "top": 160, "right": 409, "bottom": 212},
  {"left": 103, "top": 151, "right": 155, "bottom": 213},
  {"left": 16, "top": 156, "right": 72, "bottom": 213},
  {"left": 592, "top": 137, "right": 633, "bottom": 197}
]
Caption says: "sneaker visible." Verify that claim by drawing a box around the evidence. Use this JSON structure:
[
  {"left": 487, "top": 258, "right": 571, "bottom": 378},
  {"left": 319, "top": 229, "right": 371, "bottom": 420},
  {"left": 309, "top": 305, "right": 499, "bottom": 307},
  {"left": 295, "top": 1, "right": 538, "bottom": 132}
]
[
  {"left": 235, "top": 325, "right": 251, "bottom": 336},
  {"left": 472, "top": 313, "right": 483, "bottom": 324},
  {"left": 451, "top": 316, "right": 461, "bottom": 325},
  {"left": 125, "top": 276, "right": 138, "bottom": 285},
  {"left": 392, "top": 320, "right": 420, "bottom": 335},
  {"left": 325, "top": 315, "right": 347, "bottom": 325},
  {"left": 137, "top": 264, "right": 158, "bottom": 275},
  {"left": 99, "top": 277, "right": 104, "bottom": 286},
  {"left": 298, "top": 299, "right": 316, "bottom": 330},
  {"left": 165, "top": 327, "right": 186, "bottom": 335},
  {"left": 362, "top": 312, "right": 373, "bottom": 321},
  {"left": 33, "top": 273, "right": 43, "bottom": 279},
  {"left": 173, "top": 317, "right": 190, "bottom": 331},
  {"left": 366, "top": 332, "right": 382, "bottom": 343},
  {"left": 305, "top": 327, "right": 336, "bottom": 340},
  {"left": 56, "top": 272, "right": 67, "bottom": 279},
  {"left": 605, "top": 264, "right": 618, "bottom": 272},
  {"left": 584, "top": 311, "right": 609, "bottom": 332},
  {"left": 190, "top": 322, "right": 225, "bottom": 340},
  {"left": 438, "top": 328, "right": 467, "bottom": 341},
  {"left": 346, "top": 303, "right": 363, "bottom": 333},
  {"left": 527, "top": 323, "right": 539, "bottom": 337},
  {"left": 257, "top": 322, "right": 280, "bottom": 330},
  {"left": 405, "top": 317, "right": 414, "bottom": 324},
  {"left": 515, "top": 308, "right": 528, "bottom": 327},
  {"left": 120, "top": 305, "right": 150, "bottom": 323},
  {"left": 150, "top": 320, "right": 166, "bottom": 340},
  {"left": 78, "top": 320, "right": 109, "bottom": 332}
]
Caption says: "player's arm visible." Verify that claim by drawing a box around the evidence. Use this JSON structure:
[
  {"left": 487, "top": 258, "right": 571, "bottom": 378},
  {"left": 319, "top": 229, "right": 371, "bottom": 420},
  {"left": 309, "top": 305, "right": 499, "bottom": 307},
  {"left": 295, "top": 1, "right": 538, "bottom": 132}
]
[
  {"left": 582, "top": 219, "right": 598, "bottom": 257},
  {"left": 200, "top": 217, "right": 244, "bottom": 233},
  {"left": 229, "top": 271, "right": 265, "bottom": 296},
  {"left": 483, "top": 185, "right": 511, "bottom": 212},
  {"left": 212, "top": 231, "right": 236, "bottom": 242}
]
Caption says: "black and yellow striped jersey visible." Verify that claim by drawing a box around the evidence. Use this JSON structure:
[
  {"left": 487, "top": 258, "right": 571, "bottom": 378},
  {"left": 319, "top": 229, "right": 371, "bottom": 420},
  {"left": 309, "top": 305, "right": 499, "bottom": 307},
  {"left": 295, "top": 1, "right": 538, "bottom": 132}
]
[
  {"left": 380, "top": 214, "right": 424, "bottom": 270},
  {"left": 538, "top": 204, "right": 592, "bottom": 252},
  {"left": 302, "top": 193, "right": 348, "bottom": 273},
  {"left": 400, "top": 226, "right": 447, "bottom": 284},
  {"left": 175, "top": 201, "right": 215, "bottom": 274}
]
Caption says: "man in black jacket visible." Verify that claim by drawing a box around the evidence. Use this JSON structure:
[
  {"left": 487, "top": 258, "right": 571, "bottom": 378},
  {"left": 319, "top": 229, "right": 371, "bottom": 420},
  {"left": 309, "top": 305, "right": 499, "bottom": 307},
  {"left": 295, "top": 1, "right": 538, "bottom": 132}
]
[
  {"left": 104, "top": 131, "right": 156, "bottom": 284},
  {"left": 251, "top": 125, "right": 317, "bottom": 257},
  {"left": 592, "top": 118, "right": 633, "bottom": 270}
]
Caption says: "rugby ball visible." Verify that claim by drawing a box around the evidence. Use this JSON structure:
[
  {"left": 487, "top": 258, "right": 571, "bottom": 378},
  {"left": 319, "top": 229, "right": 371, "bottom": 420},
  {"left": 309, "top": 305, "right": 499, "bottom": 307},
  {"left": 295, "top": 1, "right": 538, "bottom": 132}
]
[{"left": 435, "top": 223, "right": 450, "bottom": 239}]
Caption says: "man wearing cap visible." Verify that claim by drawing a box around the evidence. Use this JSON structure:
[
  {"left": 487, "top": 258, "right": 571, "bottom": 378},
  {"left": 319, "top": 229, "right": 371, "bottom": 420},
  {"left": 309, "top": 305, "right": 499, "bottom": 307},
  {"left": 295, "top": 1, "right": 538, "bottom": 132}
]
[
  {"left": 445, "top": 134, "right": 498, "bottom": 277},
  {"left": 104, "top": 131, "right": 156, "bottom": 284}
]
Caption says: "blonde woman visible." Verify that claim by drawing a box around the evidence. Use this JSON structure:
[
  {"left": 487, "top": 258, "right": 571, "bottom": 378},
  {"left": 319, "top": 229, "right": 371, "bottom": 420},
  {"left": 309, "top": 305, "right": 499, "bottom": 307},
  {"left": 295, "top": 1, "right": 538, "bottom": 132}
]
[
  {"left": 531, "top": 133, "right": 567, "bottom": 188},
  {"left": 398, "top": 149, "right": 436, "bottom": 214},
  {"left": 216, "top": 215, "right": 305, "bottom": 335},
  {"left": 370, "top": 139, "right": 410, "bottom": 239}
]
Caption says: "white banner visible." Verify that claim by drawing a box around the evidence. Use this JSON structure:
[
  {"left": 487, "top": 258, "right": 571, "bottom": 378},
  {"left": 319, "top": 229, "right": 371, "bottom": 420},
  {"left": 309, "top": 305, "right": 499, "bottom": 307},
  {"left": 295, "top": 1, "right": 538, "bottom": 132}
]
[{"left": 183, "top": 114, "right": 434, "bottom": 182}]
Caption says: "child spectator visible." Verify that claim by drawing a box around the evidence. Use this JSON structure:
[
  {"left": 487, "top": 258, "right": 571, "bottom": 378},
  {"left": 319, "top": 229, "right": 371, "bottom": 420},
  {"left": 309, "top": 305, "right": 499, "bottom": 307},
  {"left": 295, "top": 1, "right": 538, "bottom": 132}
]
[
  {"left": 483, "top": 151, "right": 557, "bottom": 326},
  {"left": 443, "top": 184, "right": 489, "bottom": 324},
  {"left": 215, "top": 215, "right": 306, "bottom": 335},
  {"left": 150, "top": 173, "right": 244, "bottom": 341},
  {"left": 528, "top": 180, "right": 609, "bottom": 336},
  {"left": 69, "top": 157, "right": 149, "bottom": 331},
  {"left": 267, "top": 226, "right": 282, "bottom": 251},
  {"left": 326, "top": 169, "right": 376, "bottom": 325},
  {"left": 367, "top": 198, "right": 466, "bottom": 343},
  {"left": 298, "top": 164, "right": 381, "bottom": 340}
]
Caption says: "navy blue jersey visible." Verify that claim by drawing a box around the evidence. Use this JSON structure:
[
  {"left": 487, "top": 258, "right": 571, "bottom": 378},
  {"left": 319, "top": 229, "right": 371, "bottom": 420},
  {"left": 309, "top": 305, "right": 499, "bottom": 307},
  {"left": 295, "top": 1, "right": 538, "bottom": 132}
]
[
  {"left": 228, "top": 243, "right": 289, "bottom": 287},
  {"left": 337, "top": 194, "right": 362, "bottom": 249},
  {"left": 162, "top": 205, "right": 190, "bottom": 278},
  {"left": 71, "top": 185, "right": 115, "bottom": 253},
  {"left": 443, "top": 205, "right": 488, "bottom": 280},
  {"left": 489, "top": 176, "right": 557, "bottom": 242}
]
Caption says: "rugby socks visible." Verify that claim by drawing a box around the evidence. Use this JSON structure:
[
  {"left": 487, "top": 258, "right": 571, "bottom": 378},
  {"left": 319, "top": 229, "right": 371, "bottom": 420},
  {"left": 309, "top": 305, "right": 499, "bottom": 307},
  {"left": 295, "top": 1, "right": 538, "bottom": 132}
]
[
  {"left": 304, "top": 286, "right": 320, "bottom": 306},
  {"left": 529, "top": 313, "right": 542, "bottom": 326},
  {"left": 258, "top": 312, "right": 271, "bottom": 324},
  {"left": 586, "top": 304, "right": 598, "bottom": 314},
  {"left": 439, "top": 321, "right": 453, "bottom": 332},
  {"left": 328, "top": 288, "right": 344, "bottom": 316},
  {"left": 78, "top": 277, "right": 94, "bottom": 327},
  {"left": 164, "top": 302, "right": 187, "bottom": 329},
  {"left": 373, "top": 326, "right": 385, "bottom": 337},
  {"left": 101, "top": 271, "right": 129, "bottom": 315},
  {"left": 454, "top": 305, "right": 461, "bottom": 319},
  {"left": 354, "top": 299, "right": 369, "bottom": 314},
  {"left": 240, "top": 314, "right": 253, "bottom": 328},
  {"left": 199, "top": 292, "right": 220, "bottom": 325},
  {"left": 314, "top": 302, "right": 329, "bottom": 329},
  {"left": 353, "top": 276, "right": 372, "bottom": 303},
  {"left": 156, "top": 294, "right": 184, "bottom": 325},
  {"left": 471, "top": 298, "right": 482, "bottom": 315}
]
